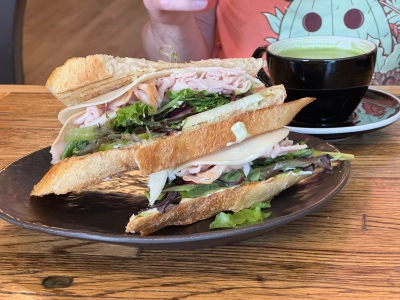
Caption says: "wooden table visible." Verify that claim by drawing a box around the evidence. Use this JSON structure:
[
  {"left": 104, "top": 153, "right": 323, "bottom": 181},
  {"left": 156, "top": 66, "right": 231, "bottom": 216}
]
[{"left": 0, "top": 85, "right": 400, "bottom": 299}]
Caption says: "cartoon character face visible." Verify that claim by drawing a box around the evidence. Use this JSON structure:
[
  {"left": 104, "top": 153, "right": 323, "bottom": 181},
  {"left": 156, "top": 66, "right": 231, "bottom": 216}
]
[{"left": 279, "top": 0, "right": 393, "bottom": 55}]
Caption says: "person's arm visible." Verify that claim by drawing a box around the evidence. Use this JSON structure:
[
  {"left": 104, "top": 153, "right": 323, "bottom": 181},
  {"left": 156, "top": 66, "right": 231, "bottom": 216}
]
[{"left": 142, "top": 0, "right": 217, "bottom": 62}]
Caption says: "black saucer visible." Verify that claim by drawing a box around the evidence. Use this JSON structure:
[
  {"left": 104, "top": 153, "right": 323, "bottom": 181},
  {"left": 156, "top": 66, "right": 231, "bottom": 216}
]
[{"left": 286, "top": 88, "right": 400, "bottom": 140}]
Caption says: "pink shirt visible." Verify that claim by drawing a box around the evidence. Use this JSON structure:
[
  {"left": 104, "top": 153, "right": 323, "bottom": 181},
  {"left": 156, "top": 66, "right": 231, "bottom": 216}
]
[{"left": 215, "top": 0, "right": 280, "bottom": 58}]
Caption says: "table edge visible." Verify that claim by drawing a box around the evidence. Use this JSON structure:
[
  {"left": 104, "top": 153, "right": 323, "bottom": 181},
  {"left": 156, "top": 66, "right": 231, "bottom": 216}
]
[{"left": 0, "top": 85, "right": 49, "bottom": 94}]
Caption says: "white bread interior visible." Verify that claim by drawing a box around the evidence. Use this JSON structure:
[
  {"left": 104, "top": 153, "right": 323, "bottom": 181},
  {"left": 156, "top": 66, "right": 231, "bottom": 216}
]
[
  {"left": 46, "top": 55, "right": 264, "bottom": 106},
  {"left": 126, "top": 169, "right": 323, "bottom": 236},
  {"left": 31, "top": 95, "right": 314, "bottom": 196}
]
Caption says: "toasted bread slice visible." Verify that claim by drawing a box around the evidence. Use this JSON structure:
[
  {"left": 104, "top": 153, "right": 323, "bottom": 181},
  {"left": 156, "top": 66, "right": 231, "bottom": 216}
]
[
  {"left": 135, "top": 97, "right": 315, "bottom": 175},
  {"left": 126, "top": 169, "right": 322, "bottom": 236},
  {"left": 46, "top": 55, "right": 264, "bottom": 107},
  {"left": 30, "top": 96, "right": 315, "bottom": 196}
]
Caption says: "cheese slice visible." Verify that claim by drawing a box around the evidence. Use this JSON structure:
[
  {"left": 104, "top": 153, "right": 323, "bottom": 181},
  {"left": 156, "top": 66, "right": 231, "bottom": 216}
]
[
  {"left": 58, "top": 82, "right": 136, "bottom": 124},
  {"left": 50, "top": 111, "right": 86, "bottom": 163},
  {"left": 147, "top": 170, "right": 169, "bottom": 206},
  {"left": 146, "top": 128, "right": 289, "bottom": 206},
  {"left": 172, "top": 128, "right": 289, "bottom": 173}
]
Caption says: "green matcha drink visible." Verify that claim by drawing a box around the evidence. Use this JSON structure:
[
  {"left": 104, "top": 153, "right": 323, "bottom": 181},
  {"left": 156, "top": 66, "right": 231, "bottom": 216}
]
[
  {"left": 277, "top": 47, "right": 362, "bottom": 59},
  {"left": 259, "top": 36, "right": 377, "bottom": 125}
]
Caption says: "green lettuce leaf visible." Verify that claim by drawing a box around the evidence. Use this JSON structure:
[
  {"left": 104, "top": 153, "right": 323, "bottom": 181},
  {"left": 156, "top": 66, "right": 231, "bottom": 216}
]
[
  {"left": 312, "top": 150, "right": 355, "bottom": 160},
  {"left": 209, "top": 200, "right": 272, "bottom": 229},
  {"left": 162, "top": 184, "right": 198, "bottom": 193},
  {"left": 112, "top": 101, "right": 155, "bottom": 129},
  {"left": 162, "top": 170, "right": 244, "bottom": 198},
  {"left": 184, "top": 182, "right": 227, "bottom": 198},
  {"left": 160, "top": 89, "right": 231, "bottom": 115},
  {"left": 252, "top": 149, "right": 313, "bottom": 167},
  {"left": 218, "top": 170, "right": 243, "bottom": 183},
  {"left": 247, "top": 167, "right": 262, "bottom": 182},
  {"left": 63, "top": 125, "right": 98, "bottom": 142},
  {"left": 61, "top": 140, "right": 89, "bottom": 159},
  {"left": 163, "top": 182, "right": 229, "bottom": 198}
]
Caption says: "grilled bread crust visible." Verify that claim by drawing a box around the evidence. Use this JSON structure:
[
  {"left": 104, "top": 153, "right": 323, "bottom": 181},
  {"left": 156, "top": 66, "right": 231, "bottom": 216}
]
[
  {"left": 126, "top": 170, "right": 323, "bottom": 236},
  {"left": 30, "top": 96, "right": 315, "bottom": 196},
  {"left": 46, "top": 55, "right": 264, "bottom": 106}
]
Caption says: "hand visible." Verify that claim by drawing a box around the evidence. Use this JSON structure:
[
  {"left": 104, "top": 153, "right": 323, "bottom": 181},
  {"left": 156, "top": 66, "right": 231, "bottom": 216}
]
[
  {"left": 143, "top": 0, "right": 209, "bottom": 25},
  {"left": 142, "top": 0, "right": 215, "bottom": 61},
  {"left": 143, "top": 0, "right": 208, "bottom": 12}
]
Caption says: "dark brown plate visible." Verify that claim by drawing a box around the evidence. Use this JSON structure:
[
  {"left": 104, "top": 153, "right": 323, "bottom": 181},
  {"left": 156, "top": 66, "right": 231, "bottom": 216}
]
[{"left": 0, "top": 133, "right": 350, "bottom": 249}]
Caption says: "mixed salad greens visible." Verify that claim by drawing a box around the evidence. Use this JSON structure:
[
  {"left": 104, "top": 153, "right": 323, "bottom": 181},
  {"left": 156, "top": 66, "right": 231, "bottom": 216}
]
[
  {"left": 210, "top": 200, "right": 272, "bottom": 229},
  {"left": 62, "top": 89, "right": 251, "bottom": 160},
  {"left": 137, "top": 149, "right": 354, "bottom": 229}
]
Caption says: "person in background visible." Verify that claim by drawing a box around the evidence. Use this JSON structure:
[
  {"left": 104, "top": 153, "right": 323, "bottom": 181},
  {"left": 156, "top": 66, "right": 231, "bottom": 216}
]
[{"left": 143, "top": 0, "right": 400, "bottom": 85}]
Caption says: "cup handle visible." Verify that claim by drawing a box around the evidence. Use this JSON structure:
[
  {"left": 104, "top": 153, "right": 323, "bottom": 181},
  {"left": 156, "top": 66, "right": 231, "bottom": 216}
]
[{"left": 251, "top": 46, "right": 273, "bottom": 87}]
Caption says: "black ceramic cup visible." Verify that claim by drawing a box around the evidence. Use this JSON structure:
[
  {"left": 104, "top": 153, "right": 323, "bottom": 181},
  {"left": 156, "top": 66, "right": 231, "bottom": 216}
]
[{"left": 252, "top": 36, "right": 377, "bottom": 126}]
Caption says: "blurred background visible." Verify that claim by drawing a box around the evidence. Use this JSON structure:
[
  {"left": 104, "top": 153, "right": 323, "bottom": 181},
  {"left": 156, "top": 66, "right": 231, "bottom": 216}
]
[{"left": 23, "top": 0, "right": 147, "bottom": 85}]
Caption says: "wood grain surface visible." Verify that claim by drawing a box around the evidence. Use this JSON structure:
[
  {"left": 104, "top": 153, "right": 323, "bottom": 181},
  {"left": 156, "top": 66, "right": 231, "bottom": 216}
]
[{"left": 1, "top": 86, "right": 400, "bottom": 299}]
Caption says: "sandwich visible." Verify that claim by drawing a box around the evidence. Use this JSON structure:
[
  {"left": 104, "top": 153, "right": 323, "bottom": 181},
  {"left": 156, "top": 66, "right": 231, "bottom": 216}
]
[
  {"left": 29, "top": 55, "right": 353, "bottom": 235},
  {"left": 31, "top": 55, "right": 315, "bottom": 196},
  {"left": 125, "top": 127, "right": 352, "bottom": 235}
]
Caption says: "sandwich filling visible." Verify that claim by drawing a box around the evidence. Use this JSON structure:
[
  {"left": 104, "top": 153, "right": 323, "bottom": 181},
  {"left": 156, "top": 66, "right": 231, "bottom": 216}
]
[
  {"left": 128, "top": 128, "right": 353, "bottom": 228},
  {"left": 51, "top": 67, "right": 267, "bottom": 164}
]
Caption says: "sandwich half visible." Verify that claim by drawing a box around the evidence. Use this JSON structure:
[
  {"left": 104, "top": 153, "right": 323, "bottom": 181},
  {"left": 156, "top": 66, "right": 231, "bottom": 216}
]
[
  {"left": 126, "top": 127, "right": 352, "bottom": 235},
  {"left": 31, "top": 55, "right": 314, "bottom": 196}
]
